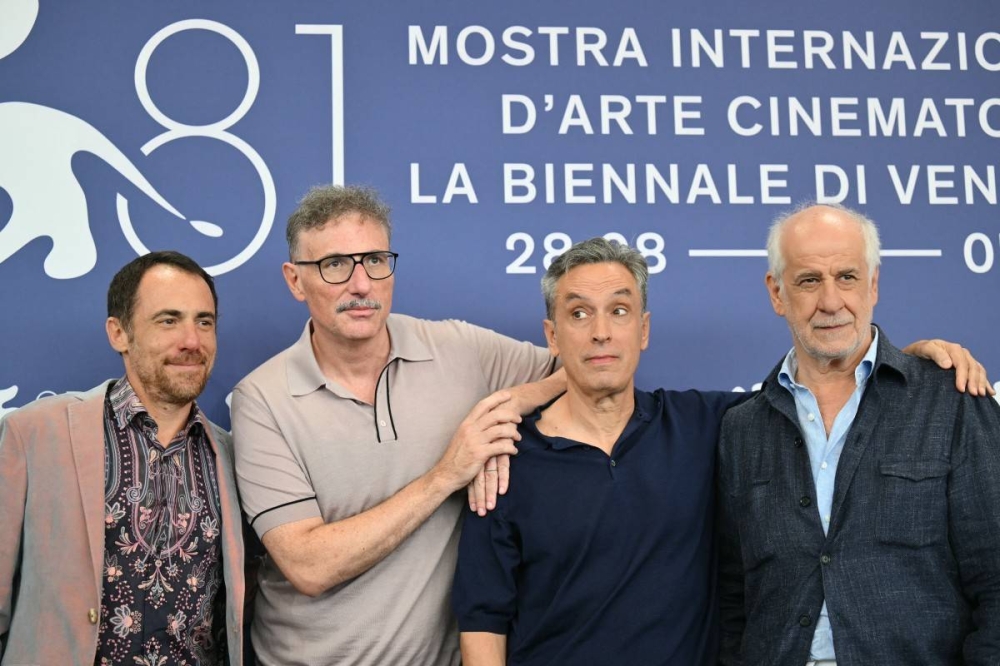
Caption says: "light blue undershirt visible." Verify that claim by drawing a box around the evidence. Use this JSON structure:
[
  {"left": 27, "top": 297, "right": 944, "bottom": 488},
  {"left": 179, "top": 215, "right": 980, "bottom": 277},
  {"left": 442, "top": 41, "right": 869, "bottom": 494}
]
[{"left": 776, "top": 328, "right": 877, "bottom": 662}]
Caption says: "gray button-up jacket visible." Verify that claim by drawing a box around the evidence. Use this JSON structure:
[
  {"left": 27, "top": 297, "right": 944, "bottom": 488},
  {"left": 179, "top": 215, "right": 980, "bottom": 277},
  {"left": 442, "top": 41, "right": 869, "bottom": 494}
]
[{"left": 717, "top": 329, "right": 1000, "bottom": 666}]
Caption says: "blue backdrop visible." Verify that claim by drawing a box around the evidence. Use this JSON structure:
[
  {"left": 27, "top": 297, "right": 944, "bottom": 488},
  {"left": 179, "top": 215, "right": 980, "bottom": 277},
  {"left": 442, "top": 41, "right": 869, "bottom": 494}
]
[{"left": 2, "top": 0, "right": 998, "bottom": 426}]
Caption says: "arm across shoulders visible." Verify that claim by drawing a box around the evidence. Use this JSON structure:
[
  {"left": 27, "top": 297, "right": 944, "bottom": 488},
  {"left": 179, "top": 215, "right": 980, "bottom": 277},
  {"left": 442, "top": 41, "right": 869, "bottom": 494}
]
[{"left": 441, "top": 318, "right": 557, "bottom": 391}]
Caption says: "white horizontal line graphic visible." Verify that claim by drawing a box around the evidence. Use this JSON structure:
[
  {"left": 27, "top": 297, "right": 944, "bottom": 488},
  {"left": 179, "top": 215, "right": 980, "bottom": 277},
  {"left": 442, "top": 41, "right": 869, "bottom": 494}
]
[{"left": 688, "top": 249, "right": 942, "bottom": 258}]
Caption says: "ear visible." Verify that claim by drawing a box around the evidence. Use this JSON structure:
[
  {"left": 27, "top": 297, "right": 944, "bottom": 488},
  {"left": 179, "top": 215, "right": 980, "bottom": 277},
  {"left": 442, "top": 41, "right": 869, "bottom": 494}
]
[
  {"left": 543, "top": 319, "right": 559, "bottom": 358},
  {"left": 870, "top": 266, "right": 879, "bottom": 307},
  {"left": 282, "top": 262, "right": 307, "bottom": 302},
  {"left": 106, "top": 317, "right": 130, "bottom": 354},
  {"left": 766, "top": 273, "right": 786, "bottom": 317},
  {"left": 640, "top": 311, "right": 651, "bottom": 351}
]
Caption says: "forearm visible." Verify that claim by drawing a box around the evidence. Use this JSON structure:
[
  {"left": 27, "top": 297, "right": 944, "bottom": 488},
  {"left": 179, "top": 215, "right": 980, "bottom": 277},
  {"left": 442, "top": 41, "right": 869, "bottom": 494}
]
[
  {"left": 508, "top": 367, "right": 565, "bottom": 415},
  {"left": 461, "top": 632, "right": 507, "bottom": 666},
  {"left": 265, "top": 465, "right": 457, "bottom": 596}
]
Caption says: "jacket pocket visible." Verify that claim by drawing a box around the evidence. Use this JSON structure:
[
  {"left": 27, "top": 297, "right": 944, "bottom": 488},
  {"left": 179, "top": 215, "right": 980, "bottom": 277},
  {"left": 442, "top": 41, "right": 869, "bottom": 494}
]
[
  {"left": 876, "top": 458, "right": 949, "bottom": 547},
  {"left": 735, "top": 477, "right": 780, "bottom": 570}
]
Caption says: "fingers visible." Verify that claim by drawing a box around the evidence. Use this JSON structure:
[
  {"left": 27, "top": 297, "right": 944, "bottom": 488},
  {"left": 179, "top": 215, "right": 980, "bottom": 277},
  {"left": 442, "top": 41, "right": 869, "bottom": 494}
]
[
  {"left": 474, "top": 466, "right": 487, "bottom": 516},
  {"left": 473, "top": 407, "right": 522, "bottom": 434},
  {"left": 496, "top": 453, "right": 511, "bottom": 497},
  {"left": 971, "top": 358, "right": 992, "bottom": 397},
  {"left": 467, "top": 478, "right": 477, "bottom": 512},
  {"left": 923, "top": 340, "right": 956, "bottom": 369},
  {"left": 952, "top": 346, "right": 970, "bottom": 393},
  {"left": 964, "top": 358, "right": 991, "bottom": 397},
  {"left": 933, "top": 342, "right": 996, "bottom": 396},
  {"left": 445, "top": 393, "right": 523, "bottom": 495},
  {"left": 481, "top": 456, "right": 500, "bottom": 514},
  {"left": 482, "top": 454, "right": 512, "bottom": 511},
  {"left": 482, "top": 421, "right": 521, "bottom": 446},
  {"left": 467, "top": 391, "right": 513, "bottom": 422},
  {"left": 948, "top": 345, "right": 992, "bottom": 396},
  {"left": 467, "top": 453, "right": 512, "bottom": 515},
  {"left": 482, "top": 438, "right": 519, "bottom": 458}
]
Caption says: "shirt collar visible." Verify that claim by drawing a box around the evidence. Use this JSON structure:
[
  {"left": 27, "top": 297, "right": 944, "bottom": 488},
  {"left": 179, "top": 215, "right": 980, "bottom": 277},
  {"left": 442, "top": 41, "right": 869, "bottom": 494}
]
[
  {"left": 526, "top": 388, "right": 655, "bottom": 451},
  {"left": 286, "top": 314, "right": 434, "bottom": 397},
  {"left": 108, "top": 376, "right": 205, "bottom": 437},
  {"left": 778, "top": 326, "right": 879, "bottom": 393}
]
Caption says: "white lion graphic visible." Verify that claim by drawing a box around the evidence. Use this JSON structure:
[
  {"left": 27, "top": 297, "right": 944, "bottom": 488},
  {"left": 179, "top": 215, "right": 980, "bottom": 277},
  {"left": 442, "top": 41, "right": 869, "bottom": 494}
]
[{"left": 0, "top": 0, "right": 185, "bottom": 279}]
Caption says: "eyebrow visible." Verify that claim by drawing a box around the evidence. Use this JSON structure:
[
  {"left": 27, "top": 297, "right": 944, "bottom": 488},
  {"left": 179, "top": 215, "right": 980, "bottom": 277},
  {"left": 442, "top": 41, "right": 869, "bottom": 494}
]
[
  {"left": 792, "top": 266, "right": 860, "bottom": 280},
  {"left": 152, "top": 309, "right": 217, "bottom": 321},
  {"left": 318, "top": 250, "right": 387, "bottom": 260}
]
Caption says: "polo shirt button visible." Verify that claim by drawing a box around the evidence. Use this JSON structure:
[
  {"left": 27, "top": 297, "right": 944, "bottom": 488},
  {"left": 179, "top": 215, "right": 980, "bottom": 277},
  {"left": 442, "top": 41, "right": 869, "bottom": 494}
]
[
  {"left": 799, "top": 496, "right": 812, "bottom": 508},
  {"left": 799, "top": 614, "right": 812, "bottom": 627},
  {"left": 794, "top": 437, "right": 804, "bottom": 448},
  {"left": 610, "top": 459, "right": 617, "bottom": 467},
  {"left": 820, "top": 554, "right": 831, "bottom": 565},
  {"left": 379, "top": 420, "right": 387, "bottom": 427}
]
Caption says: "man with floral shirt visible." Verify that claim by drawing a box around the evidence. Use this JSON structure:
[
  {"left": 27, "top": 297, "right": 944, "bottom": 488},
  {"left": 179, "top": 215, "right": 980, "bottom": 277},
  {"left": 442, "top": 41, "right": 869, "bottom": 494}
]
[{"left": 0, "top": 251, "right": 246, "bottom": 666}]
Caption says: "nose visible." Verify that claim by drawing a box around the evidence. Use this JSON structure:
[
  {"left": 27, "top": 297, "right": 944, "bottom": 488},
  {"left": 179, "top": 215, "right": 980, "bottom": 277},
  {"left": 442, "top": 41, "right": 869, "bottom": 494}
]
[
  {"left": 177, "top": 320, "right": 203, "bottom": 351},
  {"left": 345, "top": 261, "right": 373, "bottom": 295},
  {"left": 816, "top": 279, "right": 844, "bottom": 313},
  {"left": 591, "top": 312, "right": 612, "bottom": 343}
]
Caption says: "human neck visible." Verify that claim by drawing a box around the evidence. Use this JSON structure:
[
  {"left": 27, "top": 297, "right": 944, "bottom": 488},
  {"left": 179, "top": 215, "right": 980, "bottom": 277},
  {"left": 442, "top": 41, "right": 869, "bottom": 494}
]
[
  {"left": 311, "top": 324, "right": 391, "bottom": 404},
  {"left": 538, "top": 382, "right": 635, "bottom": 455},
  {"left": 792, "top": 333, "right": 872, "bottom": 436}
]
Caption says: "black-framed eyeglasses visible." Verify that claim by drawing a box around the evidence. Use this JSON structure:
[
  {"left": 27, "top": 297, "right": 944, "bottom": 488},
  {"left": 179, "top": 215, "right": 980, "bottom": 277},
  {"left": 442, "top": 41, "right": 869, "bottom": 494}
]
[{"left": 294, "top": 251, "right": 398, "bottom": 285}]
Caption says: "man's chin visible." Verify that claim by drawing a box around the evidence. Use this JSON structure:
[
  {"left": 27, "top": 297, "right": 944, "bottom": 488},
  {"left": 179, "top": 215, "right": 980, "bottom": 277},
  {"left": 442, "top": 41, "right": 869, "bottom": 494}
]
[
  {"left": 158, "top": 373, "right": 210, "bottom": 405},
  {"left": 805, "top": 340, "right": 861, "bottom": 363}
]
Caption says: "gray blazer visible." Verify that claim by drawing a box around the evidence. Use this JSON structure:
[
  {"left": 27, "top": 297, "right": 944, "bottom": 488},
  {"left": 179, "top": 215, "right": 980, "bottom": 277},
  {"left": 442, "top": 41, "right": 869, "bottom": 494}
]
[{"left": 717, "top": 330, "right": 1000, "bottom": 666}]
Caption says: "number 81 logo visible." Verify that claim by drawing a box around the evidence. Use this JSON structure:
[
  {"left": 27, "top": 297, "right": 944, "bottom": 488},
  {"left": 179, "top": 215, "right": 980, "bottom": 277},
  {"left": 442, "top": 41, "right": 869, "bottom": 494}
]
[{"left": 116, "top": 19, "right": 276, "bottom": 276}]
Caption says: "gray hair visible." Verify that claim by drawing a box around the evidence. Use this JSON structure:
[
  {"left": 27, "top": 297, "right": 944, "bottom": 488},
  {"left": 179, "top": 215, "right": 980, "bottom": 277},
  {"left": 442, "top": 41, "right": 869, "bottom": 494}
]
[
  {"left": 541, "top": 237, "right": 649, "bottom": 320},
  {"left": 286, "top": 185, "right": 392, "bottom": 260},
  {"left": 766, "top": 201, "right": 881, "bottom": 285}
]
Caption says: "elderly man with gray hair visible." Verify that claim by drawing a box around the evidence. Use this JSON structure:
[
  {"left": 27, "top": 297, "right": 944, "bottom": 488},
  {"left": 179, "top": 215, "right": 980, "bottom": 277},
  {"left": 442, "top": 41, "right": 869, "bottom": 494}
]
[{"left": 717, "top": 203, "right": 1000, "bottom": 666}]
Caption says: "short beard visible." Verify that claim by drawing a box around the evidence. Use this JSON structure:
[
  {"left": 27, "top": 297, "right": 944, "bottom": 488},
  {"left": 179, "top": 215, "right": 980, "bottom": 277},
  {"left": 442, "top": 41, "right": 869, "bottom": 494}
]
[{"left": 135, "top": 355, "right": 211, "bottom": 406}]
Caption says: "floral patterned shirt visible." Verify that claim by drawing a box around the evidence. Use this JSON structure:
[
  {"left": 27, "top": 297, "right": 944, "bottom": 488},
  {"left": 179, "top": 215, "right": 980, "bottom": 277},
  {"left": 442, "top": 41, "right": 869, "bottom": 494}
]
[{"left": 95, "top": 378, "right": 223, "bottom": 666}]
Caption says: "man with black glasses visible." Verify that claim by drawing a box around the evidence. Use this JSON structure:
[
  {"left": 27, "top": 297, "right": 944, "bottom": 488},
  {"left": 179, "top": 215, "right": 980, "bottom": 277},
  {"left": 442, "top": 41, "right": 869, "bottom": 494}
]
[{"left": 230, "top": 185, "right": 562, "bottom": 666}]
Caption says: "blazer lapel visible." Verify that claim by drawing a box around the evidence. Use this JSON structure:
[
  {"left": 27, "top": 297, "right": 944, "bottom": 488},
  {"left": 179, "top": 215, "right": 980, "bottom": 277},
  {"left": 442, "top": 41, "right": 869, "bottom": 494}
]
[
  {"left": 828, "top": 384, "right": 881, "bottom": 532},
  {"left": 67, "top": 393, "right": 109, "bottom": 596}
]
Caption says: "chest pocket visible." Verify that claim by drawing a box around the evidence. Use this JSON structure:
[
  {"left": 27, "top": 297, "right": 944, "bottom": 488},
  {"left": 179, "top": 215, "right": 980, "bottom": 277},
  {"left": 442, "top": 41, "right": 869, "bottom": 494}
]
[
  {"left": 734, "top": 477, "right": 782, "bottom": 570},
  {"left": 876, "top": 458, "right": 950, "bottom": 548}
]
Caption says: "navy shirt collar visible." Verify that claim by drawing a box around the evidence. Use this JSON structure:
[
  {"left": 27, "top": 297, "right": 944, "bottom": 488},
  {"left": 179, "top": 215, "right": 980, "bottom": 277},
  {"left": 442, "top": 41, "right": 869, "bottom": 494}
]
[{"left": 523, "top": 388, "right": 656, "bottom": 452}]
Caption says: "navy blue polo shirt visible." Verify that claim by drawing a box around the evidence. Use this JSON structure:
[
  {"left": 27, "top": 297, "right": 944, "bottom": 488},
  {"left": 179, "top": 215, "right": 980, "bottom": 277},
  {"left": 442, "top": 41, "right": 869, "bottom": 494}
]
[{"left": 452, "top": 388, "right": 744, "bottom": 666}]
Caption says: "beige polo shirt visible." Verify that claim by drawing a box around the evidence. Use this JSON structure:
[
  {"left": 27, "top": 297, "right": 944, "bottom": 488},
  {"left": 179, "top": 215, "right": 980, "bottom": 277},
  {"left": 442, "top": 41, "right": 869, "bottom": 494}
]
[{"left": 232, "top": 313, "right": 555, "bottom": 666}]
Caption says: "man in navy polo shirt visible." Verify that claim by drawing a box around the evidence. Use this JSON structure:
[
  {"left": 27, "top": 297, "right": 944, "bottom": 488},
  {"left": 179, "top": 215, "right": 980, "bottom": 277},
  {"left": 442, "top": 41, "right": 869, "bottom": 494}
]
[{"left": 452, "top": 237, "right": 744, "bottom": 665}]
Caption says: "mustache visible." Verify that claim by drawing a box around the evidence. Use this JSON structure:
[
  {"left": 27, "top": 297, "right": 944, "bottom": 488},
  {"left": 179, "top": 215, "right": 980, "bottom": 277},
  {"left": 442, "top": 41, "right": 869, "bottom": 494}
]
[{"left": 336, "top": 299, "right": 383, "bottom": 313}]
